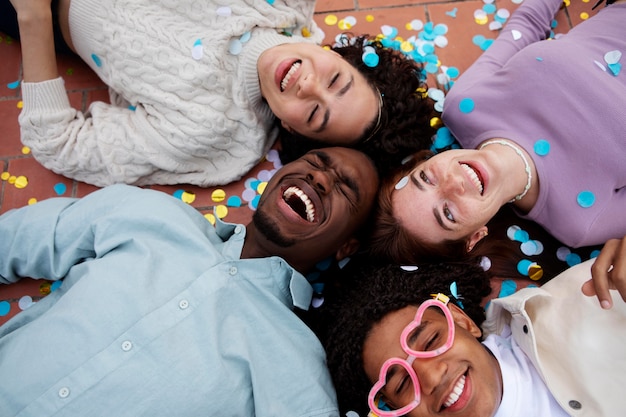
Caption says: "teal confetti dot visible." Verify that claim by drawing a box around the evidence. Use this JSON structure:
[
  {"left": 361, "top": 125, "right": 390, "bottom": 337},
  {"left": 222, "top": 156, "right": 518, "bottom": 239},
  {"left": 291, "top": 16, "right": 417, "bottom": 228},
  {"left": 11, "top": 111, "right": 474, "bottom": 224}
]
[
  {"left": 91, "top": 53, "right": 103, "bottom": 67},
  {"left": 7, "top": 80, "right": 20, "bottom": 89},
  {"left": 498, "top": 280, "right": 517, "bottom": 297},
  {"left": 445, "top": 7, "right": 458, "bottom": 17},
  {"left": 0, "top": 301, "right": 10, "bottom": 316},
  {"left": 128, "top": 105, "right": 136, "bottom": 111},
  {"left": 240, "top": 31, "right": 251, "bottom": 43},
  {"left": 536, "top": 57, "right": 544, "bottom": 62},
  {"left": 565, "top": 252, "right": 582, "bottom": 267},
  {"left": 226, "top": 196, "right": 242, "bottom": 207},
  {"left": 483, "top": 3, "right": 496, "bottom": 14},
  {"left": 517, "top": 259, "right": 533, "bottom": 276},
  {"left": 577, "top": 191, "right": 595, "bottom": 208},
  {"left": 250, "top": 194, "right": 260, "bottom": 209},
  {"left": 446, "top": 67, "right": 460, "bottom": 78},
  {"left": 513, "top": 229, "right": 530, "bottom": 243},
  {"left": 533, "top": 139, "right": 550, "bottom": 156},
  {"left": 53, "top": 183, "right": 67, "bottom": 195},
  {"left": 608, "top": 62, "right": 621, "bottom": 76},
  {"left": 172, "top": 189, "right": 184, "bottom": 199},
  {"left": 480, "top": 39, "right": 494, "bottom": 51},
  {"left": 362, "top": 52, "right": 379, "bottom": 68},
  {"left": 590, "top": 249, "right": 601, "bottom": 259},
  {"left": 459, "top": 98, "right": 475, "bottom": 113}
]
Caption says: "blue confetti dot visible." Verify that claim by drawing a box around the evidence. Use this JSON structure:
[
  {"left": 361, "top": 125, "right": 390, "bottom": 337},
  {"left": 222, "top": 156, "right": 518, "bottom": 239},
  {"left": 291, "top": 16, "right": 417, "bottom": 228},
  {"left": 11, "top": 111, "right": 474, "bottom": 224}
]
[
  {"left": 536, "top": 56, "right": 544, "bottom": 62},
  {"left": 498, "top": 280, "right": 517, "bottom": 297},
  {"left": 53, "top": 183, "right": 67, "bottom": 195},
  {"left": 445, "top": 8, "right": 458, "bottom": 18},
  {"left": 459, "top": 98, "right": 475, "bottom": 113},
  {"left": 266, "top": 0, "right": 275, "bottom": 4},
  {"left": 362, "top": 52, "right": 379, "bottom": 68},
  {"left": 517, "top": 259, "right": 533, "bottom": 276},
  {"left": 7, "top": 80, "right": 20, "bottom": 89},
  {"left": 91, "top": 53, "right": 103, "bottom": 67},
  {"left": 0, "top": 301, "right": 10, "bottom": 316},
  {"left": 480, "top": 39, "right": 494, "bottom": 51},
  {"left": 250, "top": 194, "right": 260, "bottom": 209},
  {"left": 226, "top": 196, "right": 242, "bottom": 207},
  {"left": 590, "top": 249, "right": 601, "bottom": 259},
  {"left": 577, "top": 191, "right": 595, "bottom": 208},
  {"left": 483, "top": 3, "right": 497, "bottom": 14},
  {"left": 513, "top": 229, "right": 530, "bottom": 243},
  {"left": 128, "top": 105, "right": 136, "bottom": 111},
  {"left": 446, "top": 67, "right": 460, "bottom": 78},
  {"left": 534, "top": 139, "right": 550, "bottom": 156},
  {"left": 51, "top": 280, "right": 63, "bottom": 291},
  {"left": 172, "top": 190, "right": 184, "bottom": 199},
  {"left": 565, "top": 252, "right": 582, "bottom": 267}
]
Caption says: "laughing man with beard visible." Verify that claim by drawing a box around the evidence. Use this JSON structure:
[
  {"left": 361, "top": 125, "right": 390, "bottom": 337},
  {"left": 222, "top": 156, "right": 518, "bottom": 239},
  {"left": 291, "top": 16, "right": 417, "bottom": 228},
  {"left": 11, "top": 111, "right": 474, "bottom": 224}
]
[{"left": 0, "top": 147, "right": 379, "bottom": 417}]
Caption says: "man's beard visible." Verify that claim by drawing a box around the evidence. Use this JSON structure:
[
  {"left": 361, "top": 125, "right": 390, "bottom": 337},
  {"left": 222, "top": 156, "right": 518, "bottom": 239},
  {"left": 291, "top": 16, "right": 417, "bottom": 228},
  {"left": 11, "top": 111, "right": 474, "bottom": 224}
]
[{"left": 252, "top": 210, "right": 296, "bottom": 248}]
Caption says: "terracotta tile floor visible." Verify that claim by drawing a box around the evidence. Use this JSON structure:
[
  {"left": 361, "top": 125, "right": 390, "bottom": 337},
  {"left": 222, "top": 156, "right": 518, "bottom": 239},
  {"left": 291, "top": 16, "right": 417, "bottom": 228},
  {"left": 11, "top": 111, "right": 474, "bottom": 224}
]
[{"left": 0, "top": 0, "right": 599, "bottom": 324}]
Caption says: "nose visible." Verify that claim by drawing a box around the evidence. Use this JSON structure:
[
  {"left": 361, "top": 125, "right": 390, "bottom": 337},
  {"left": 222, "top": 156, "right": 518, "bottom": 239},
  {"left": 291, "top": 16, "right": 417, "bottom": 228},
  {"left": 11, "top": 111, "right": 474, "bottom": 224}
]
[
  {"left": 439, "top": 167, "right": 465, "bottom": 197},
  {"left": 306, "top": 170, "right": 332, "bottom": 195},
  {"left": 414, "top": 357, "right": 447, "bottom": 396},
  {"left": 297, "top": 73, "right": 321, "bottom": 98}
]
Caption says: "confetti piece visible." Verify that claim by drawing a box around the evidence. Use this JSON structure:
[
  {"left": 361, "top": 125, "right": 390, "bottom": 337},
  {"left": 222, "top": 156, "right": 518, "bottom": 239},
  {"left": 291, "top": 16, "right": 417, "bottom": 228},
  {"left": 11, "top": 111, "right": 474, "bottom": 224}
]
[
  {"left": 395, "top": 176, "right": 409, "bottom": 190},
  {"left": 91, "top": 53, "right": 103, "bottom": 67},
  {"left": 517, "top": 259, "right": 533, "bottom": 276},
  {"left": 181, "top": 191, "right": 196, "bottom": 204},
  {"left": 566, "top": 252, "right": 582, "bottom": 266},
  {"left": 528, "top": 264, "right": 543, "bottom": 281},
  {"left": 480, "top": 256, "right": 492, "bottom": 271},
  {"left": 215, "top": 205, "right": 228, "bottom": 218},
  {"left": 446, "top": 8, "right": 458, "bottom": 18},
  {"left": 192, "top": 39, "right": 203, "bottom": 60},
  {"left": 18, "top": 296, "right": 33, "bottom": 310},
  {"left": 366, "top": 15, "right": 375, "bottom": 22},
  {"left": 204, "top": 213, "right": 216, "bottom": 225},
  {"left": 21, "top": 146, "right": 30, "bottom": 154},
  {"left": 212, "top": 189, "right": 226, "bottom": 202},
  {"left": 53, "top": 183, "right": 67, "bottom": 195},
  {"left": 498, "top": 279, "right": 517, "bottom": 297},
  {"left": 556, "top": 246, "right": 571, "bottom": 261},
  {"left": 577, "top": 190, "right": 595, "bottom": 208},
  {"left": 511, "top": 30, "right": 522, "bottom": 41},
  {"left": 401, "top": 265, "right": 418, "bottom": 271},
  {"left": 226, "top": 196, "right": 242, "bottom": 207},
  {"left": 0, "top": 301, "right": 10, "bottom": 317},
  {"left": 324, "top": 15, "right": 338, "bottom": 26},
  {"left": 534, "top": 139, "right": 550, "bottom": 156},
  {"left": 14, "top": 175, "right": 28, "bottom": 189},
  {"left": 216, "top": 6, "right": 232, "bottom": 16},
  {"left": 228, "top": 39, "right": 243, "bottom": 55},
  {"left": 1, "top": 172, "right": 9, "bottom": 181},
  {"left": 28, "top": 198, "right": 37, "bottom": 205},
  {"left": 459, "top": 97, "right": 475, "bottom": 113},
  {"left": 7, "top": 80, "right": 20, "bottom": 89}
]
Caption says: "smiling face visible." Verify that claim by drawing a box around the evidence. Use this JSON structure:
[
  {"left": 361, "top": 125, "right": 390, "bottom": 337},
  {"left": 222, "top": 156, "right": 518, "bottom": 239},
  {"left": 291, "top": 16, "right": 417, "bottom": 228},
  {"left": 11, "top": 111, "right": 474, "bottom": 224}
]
[
  {"left": 362, "top": 305, "right": 502, "bottom": 417},
  {"left": 257, "top": 43, "right": 380, "bottom": 144},
  {"left": 392, "top": 149, "right": 508, "bottom": 250},
  {"left": 249, "top": 147, "right": 379, "bottom": 272}
]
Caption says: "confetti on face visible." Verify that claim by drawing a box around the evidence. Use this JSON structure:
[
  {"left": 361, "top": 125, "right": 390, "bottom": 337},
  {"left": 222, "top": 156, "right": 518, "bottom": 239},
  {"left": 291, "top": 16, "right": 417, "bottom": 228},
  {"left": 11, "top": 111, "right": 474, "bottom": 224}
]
[
  {"left": 577, "top": 191, "right": 595, "bottom": 208},
  {"left": 395, "top": 175, "right": 409, "bottom": 190}
]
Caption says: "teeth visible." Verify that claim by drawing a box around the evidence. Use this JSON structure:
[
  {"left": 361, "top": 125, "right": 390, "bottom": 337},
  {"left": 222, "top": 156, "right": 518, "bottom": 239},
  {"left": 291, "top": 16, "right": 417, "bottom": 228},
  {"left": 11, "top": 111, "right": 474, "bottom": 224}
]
[
  {"left": 281, "top": 61, "right": 301, "bottom": 91},
  {"left": 443, "top": 374, "right": 466, "bottom": 408},
  {"left": 461, "top": 163, "right": 483, "bottom": 195},
  {"left": 283, "top": 186, "right": 316, "bottom": 222}
]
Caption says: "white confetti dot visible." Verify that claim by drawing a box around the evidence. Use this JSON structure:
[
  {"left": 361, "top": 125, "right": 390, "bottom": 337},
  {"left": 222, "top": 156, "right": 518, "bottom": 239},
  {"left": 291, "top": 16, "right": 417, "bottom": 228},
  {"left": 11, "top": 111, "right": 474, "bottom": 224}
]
[
  {"left": 511, "top": 29, "right": 522, "bottom": 40},
  {"left": 18, "top": 295, "right": 33, "bottom": 310},
  {"left": 604, "top": 50, "right": 621, "bottom": 64},
  {"left": 216, "top": 6, "right": 232, "bottom": 17}
]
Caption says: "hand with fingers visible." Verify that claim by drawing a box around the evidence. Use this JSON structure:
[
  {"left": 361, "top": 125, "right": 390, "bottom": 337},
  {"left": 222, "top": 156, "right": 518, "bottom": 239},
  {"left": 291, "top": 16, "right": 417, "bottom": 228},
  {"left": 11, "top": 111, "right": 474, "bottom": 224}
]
[{"left": 582, "top": 237, "right": 626, "bottom": 309}]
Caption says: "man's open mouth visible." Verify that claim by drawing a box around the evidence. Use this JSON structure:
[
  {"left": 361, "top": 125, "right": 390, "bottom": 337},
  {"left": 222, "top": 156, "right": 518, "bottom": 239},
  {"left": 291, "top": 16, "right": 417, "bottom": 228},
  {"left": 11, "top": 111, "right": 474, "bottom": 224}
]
[{"left": 283, "top": 186, "right": 316, "bottom": 222}]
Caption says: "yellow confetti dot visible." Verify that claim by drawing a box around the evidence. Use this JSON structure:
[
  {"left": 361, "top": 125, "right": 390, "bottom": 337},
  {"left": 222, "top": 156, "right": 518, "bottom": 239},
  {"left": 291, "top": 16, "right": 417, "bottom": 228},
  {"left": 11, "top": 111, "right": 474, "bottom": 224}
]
[
  {"left": 1, "top": 172, "right": 9, "bottom": 181},
  {"left": 405, "top": 22, "right": 412, "bottom": 30},
  {"left": 338, "top": 19, "right": 352, "bottom": 30},
  {"left": 400, "top": 41, "right": 414, "bottom": 52},
  {"left": 563, "top": 0, "right": 571, "bottom": 5},
  {"left": 366, "top": 15, "right": 374, "bottom": 22},
  {"left": 324, "top": 15, "right": 338, "bottom": 26},
  {"left": 28, "top": 198, "right": 37, "bottom": 205},
  {"left": 14, "top": 175, "right": 28, "bottom": 189},
  {"left": 301, "top": 27, "right": 311, "bottom": 37},
  {"left": 475, "top": 16, "right": 489, "bottom": 25},
  {"left": 322, "top": 45, "right": 331, "bottom": 51},
  {"left": 257, "top": 181, "right": 268, "bottom": 195},
  {"left": 181, "top": 191, "right": 196, "bottom": 204},
  {"left": 22, "top": 146, "right": 31, "bottom": 155},
  {"left": 394, "top": 36, "right": 404, "bottom": 43},
  {"left": 430, "top": 117, "right": 443, "bottom": 128},
  {"left": 581, "top": 0, "right": 589, "bottom": 2},
  {"left": 204, "top": 213, "right": 216, "bottom": 225},
  {"left": 8, "top": 175, "right": 16, "bottom": 184},
  {"left": 211, "top": 189, "right": 226, "bottom": 202},
  {"left": 528, "top": 264, "right": 544, "bottom": 281},
  {"left": 580, "top": 12, "right": 589, "bottom": 19},
  {"left": 39, "top": 282, "right": 51, "bottom": 295},
  {"left": 215, "top": 205, "right": 228, "bottom": 219},
  {"left": 17, "top": 101, "right": 23, "bottom": 109}
]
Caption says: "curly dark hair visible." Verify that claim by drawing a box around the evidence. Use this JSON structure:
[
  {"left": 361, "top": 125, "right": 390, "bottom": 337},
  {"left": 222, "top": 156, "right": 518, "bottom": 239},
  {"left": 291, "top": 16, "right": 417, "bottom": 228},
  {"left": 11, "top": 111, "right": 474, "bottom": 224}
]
[
  {"left": 278, "top": 34, "right": 437, "bottom": 176},
  {"left": 317, "top": 261, "right": 491, "bottom": 415}
]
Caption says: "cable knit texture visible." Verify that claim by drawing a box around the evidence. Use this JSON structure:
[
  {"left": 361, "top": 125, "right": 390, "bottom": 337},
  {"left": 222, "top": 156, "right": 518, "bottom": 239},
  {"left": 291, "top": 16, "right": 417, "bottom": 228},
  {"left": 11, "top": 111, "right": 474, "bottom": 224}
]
[{"left": 19, "top": 0, "right": 323, "bottom": 186}]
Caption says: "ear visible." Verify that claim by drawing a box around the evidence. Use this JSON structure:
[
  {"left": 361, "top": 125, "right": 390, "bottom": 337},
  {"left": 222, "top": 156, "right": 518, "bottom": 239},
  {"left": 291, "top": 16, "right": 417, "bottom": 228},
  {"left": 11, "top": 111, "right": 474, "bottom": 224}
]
[
  {"left": 280, "top": 120, "right": 294, "bottom": 133},
  {"left": 448, "top": 303, "right": 482, "bottom": 338},
  {"left": 334, "top": 237, "right": 361, "bottom": 261},
  {"left": 466, "top": 226, "right": 489, "bottom": 253}
]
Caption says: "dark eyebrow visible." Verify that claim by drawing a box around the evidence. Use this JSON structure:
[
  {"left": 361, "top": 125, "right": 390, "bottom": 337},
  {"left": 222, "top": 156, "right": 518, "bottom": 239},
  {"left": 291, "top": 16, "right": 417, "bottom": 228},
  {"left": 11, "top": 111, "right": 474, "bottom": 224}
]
[
  {"left": 411, "top": 173, "right": 453, "bottom": 232},
  {"left": 311, "top": 150, "right": 360, "bottom": 201},
  {"left": 313, "top": 75, "right": 354, "bottom": 134},
  {"left": 386, "top": 322, "right": 429, "bottom": 380}
]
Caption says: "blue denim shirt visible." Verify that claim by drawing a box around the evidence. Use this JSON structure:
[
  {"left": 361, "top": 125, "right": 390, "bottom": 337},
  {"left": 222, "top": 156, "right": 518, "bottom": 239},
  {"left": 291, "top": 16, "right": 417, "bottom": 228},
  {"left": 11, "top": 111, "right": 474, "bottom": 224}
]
[{"left": 0, "top": 184, "right": 338, "bottom": 417}]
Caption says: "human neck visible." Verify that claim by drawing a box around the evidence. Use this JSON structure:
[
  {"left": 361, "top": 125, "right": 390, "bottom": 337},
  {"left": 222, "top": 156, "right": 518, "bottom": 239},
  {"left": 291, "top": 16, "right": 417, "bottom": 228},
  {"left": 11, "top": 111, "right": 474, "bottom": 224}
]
[{"left": 478, "top": 139, "right": 538, "bottom": 211}]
